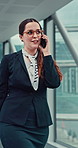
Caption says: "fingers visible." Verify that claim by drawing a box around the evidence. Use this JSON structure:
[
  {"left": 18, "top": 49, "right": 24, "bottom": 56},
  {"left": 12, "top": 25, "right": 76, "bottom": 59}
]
[{"left": 41, "top": 34, "right": 48, "bottom": 42}]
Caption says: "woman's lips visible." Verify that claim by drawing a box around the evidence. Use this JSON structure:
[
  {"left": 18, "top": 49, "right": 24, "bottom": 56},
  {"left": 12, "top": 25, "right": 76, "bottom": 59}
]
[{"left": 32, "top": 40, "right": 39, "bottom": 44}]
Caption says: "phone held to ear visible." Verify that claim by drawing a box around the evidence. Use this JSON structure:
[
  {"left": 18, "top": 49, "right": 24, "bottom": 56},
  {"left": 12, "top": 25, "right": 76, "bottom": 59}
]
[{"left": 40, "top": 38, "right": 46, "bottom": 48}]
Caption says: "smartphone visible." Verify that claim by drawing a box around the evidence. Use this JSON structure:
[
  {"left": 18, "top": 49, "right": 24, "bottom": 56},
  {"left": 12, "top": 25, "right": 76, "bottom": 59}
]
[{"left": 40, "top": 38, "right": 46, "bottom": 48}]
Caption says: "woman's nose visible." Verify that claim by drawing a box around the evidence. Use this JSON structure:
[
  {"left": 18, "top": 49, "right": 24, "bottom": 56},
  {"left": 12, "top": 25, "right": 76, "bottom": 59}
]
[{"left": 33, "top": 32, "right": 37, "bottom": 37}]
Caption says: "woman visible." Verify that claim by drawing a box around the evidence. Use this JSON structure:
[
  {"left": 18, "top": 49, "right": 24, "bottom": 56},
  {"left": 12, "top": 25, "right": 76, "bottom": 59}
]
[{"left": 0, "top": 18, "right": 61, "bottom": 148}]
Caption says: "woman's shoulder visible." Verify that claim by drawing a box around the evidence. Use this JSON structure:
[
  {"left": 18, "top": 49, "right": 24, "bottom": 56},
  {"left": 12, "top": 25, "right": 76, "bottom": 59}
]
[{"left": 2, "top": 50, "right": 22, "bottom": 60}]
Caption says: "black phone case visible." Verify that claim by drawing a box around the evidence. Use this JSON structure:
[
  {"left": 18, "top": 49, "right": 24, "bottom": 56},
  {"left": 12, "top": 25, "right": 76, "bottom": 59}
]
[{"left": 40, "top": 38, "right": 46, "bottom": 48}]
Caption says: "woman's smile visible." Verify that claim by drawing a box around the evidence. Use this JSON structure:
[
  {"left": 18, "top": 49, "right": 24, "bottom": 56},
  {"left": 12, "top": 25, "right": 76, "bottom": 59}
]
[{"left": 31, "top": 39, "right": 39, "bottom": 44}]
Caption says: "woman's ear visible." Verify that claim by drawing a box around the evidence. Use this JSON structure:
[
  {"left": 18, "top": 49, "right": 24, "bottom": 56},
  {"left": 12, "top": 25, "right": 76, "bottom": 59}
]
[{"left": 19, "top": 35, "right": 23, "bottom": 42}]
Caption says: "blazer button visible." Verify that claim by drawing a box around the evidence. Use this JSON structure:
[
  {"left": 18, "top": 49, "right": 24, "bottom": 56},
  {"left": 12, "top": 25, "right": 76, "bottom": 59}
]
[{"left": 7, "top": 94, "right": 10, "bottom": 96}]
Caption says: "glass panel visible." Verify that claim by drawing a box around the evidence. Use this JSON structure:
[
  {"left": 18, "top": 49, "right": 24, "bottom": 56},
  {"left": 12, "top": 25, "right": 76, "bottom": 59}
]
[
  {"left": 0, "top": 43, "right": 3, "bottom": 61},
  {"left": 57, "top": 0, "right": 78, "bottom": 54},
  {"left": 4, "top": 42, "right": 10, "bottom": 55},
  {"left": 55, "top": 1, "right": 78, "bottom": 147},
  {"left": 55, "top": 27, "right": 74, "bottom": 61},
  {"left": 55, "top": 26, "right": 78, "bottom": 147},
  {"left": 10, "top": 34, "right": 23, "bottom": 52}
]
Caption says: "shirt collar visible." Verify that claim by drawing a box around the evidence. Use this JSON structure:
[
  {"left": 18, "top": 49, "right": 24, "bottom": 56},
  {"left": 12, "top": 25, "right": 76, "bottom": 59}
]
[{"left": 22, "top": 48, "right": 38, "bottom": 59}]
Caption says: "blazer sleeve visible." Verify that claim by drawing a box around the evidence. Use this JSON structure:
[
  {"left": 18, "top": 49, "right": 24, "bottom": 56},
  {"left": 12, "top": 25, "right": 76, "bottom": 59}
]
[
  {"left": 43, "top": 55, "right": 60, "bottom": 88},
  {"left": 0, "top": 55, "right": 9, "bottom": 110}
]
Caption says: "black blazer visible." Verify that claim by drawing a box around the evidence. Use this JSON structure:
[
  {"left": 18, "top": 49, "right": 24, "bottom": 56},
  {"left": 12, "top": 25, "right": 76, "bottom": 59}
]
[{"left": 0, "top": 50, "right": 60, "bottom": 127}]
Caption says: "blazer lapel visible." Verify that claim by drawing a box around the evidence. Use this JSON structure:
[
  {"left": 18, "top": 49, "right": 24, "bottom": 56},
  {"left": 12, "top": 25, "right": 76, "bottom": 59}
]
[
  {"left": 17, "top": 50, "right": 41, "bottom": 89},
  {"left": 17, "top": 50, "right": 28, "bottom": 74}
]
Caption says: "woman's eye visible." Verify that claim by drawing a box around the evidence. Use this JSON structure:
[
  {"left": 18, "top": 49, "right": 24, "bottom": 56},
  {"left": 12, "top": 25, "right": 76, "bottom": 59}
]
[
  {"left": 36, "top": 30, "right": 41, "bottom": 34},
  {"left": 27, "top": 31, "right": 33, "bottom": 35}
]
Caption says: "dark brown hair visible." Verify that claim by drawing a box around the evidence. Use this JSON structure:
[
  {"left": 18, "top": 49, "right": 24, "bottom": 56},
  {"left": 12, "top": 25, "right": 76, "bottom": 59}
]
[{"left": 19, "top": 18, "right": 43, "bottom": 78}]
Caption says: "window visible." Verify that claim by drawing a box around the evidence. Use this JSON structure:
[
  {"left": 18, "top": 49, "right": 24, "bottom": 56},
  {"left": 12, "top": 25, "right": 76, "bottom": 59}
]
[
  {"left": 0, "top": 43, "right": 3, "bottom": 61},
  {"left": 55, "top": 1, "right": 78, "bottom": 147}
]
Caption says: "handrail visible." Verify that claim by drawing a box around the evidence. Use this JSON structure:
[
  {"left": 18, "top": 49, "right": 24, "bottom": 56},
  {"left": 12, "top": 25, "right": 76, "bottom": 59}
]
[{"left": 56, "top": 114, "right": 78, "bottom": 120}]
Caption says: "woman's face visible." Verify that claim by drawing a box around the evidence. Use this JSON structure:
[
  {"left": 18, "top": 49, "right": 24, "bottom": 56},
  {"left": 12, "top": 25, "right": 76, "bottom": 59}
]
[{"left": 20, "top": 22, "right": 42, "bottom": 52}]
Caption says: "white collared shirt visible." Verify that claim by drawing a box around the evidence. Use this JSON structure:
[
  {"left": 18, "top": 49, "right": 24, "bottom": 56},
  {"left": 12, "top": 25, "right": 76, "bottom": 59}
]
[{"left": 22, "top": 48, "right": 39, "bottom": 90}]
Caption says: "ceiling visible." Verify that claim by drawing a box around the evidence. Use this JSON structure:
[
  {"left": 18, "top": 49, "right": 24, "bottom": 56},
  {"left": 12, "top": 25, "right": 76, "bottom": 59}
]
[{"left": 0, "top": 0, "right": 72, "bottom": 42}]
